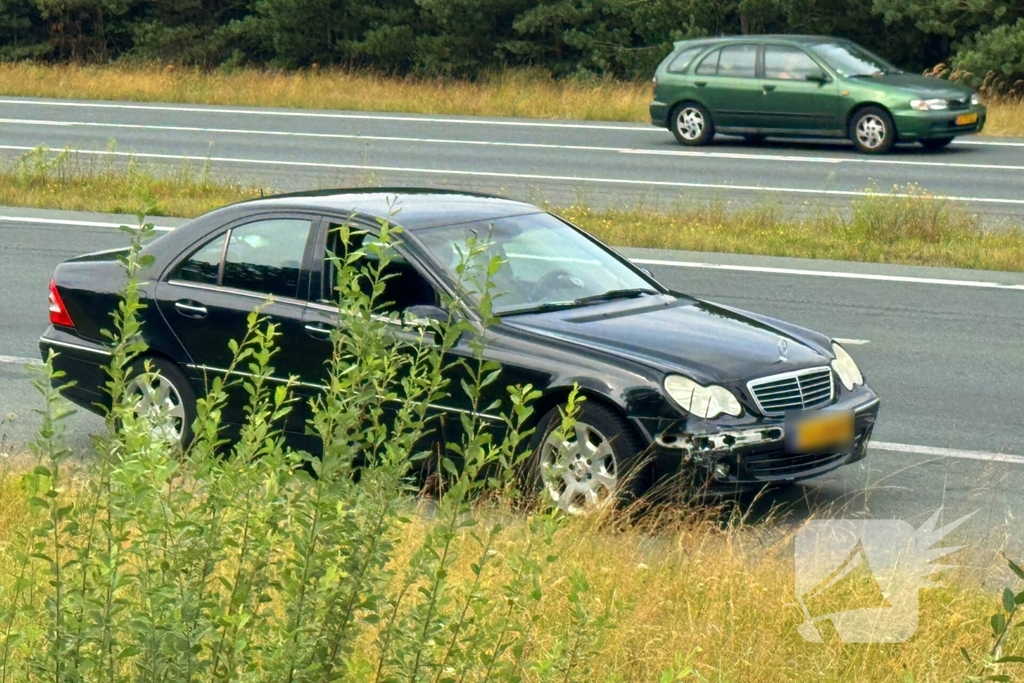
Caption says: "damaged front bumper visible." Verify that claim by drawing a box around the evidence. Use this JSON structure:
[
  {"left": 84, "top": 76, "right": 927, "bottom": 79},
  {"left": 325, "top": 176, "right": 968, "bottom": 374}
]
[{"left": 648, "top": 392, "right": 880, "bottom": 489}]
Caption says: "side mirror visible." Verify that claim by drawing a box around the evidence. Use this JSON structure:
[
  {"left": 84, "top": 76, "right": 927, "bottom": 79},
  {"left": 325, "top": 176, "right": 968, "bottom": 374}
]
[
  {"left": 403, "top": 304, "right": 448, "bottom": 327},
  {"left": 806, "top": 71, "right": 831, "bottom": 84}
]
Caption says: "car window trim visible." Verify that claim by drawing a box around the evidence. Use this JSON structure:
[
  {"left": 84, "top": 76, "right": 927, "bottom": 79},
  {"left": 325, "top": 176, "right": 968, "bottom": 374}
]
[{"left": 166, "top": 278, "right": 309, "bottom": 309}]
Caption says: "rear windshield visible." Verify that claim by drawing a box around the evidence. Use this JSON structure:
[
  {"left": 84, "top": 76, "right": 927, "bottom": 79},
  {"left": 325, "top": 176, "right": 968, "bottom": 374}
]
[{"left": 666, "top": 45, "right": 704, "bottom": 73}]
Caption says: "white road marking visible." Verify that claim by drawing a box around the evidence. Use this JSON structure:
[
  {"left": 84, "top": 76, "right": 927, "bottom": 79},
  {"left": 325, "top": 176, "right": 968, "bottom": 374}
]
[
  {"left": 873, "top": 441, "right": 1024, "bottom": 466},
  {"left": 634, "top": 258, "right": 1024, "bottom": 291},
  {"left": 619, "top": 147, "right": 1024, "bottom": 171},
  {"left": 6, "top": 116, "right": 1024, "bottom": 172},
  {"left": 0, "top": 355, "right": 41, "bottom": 366},
  {"left": 0, "top": 98, "right": 647, "bottom": 131},
  {"left": 0, "top": 214, "right": 175, "bottom": 231},
  {"left": 832, "top": 338, "right": 870, "bottom": 345},
  {"left": 2, "top": 144, "right": 1024, "bottom": 208},
  {"left": 1, "top": 98, "right": 1022, "bottom": 148}
]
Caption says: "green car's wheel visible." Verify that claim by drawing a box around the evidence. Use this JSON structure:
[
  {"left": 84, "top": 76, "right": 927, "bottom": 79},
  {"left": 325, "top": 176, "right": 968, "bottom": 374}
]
[
  {"left": 849, "top": 106, "right": 895, "bottom": 154},
  {"left": 672, "top": 102, "right": 715, "bottom": 146}
]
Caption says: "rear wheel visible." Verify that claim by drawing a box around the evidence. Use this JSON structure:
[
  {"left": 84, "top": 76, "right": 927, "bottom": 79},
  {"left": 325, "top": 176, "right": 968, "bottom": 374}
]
[
  {"left": 920, "top": 136, "right": 955, "bottom": 151},
  {"left": 125, "top": 357, "right": 196, "bottom": 448},
  {"left": 672, "top": 103, "right": 715, "bottom": 146},
  {"left": 528, "top": 401, "right": 647, "bottom": 514},
  {"left": 849, "top": 106, "right": 895, "bottom": 154}
]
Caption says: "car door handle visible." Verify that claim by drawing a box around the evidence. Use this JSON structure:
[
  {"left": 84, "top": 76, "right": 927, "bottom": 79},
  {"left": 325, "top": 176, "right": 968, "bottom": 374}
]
[
  {"left": 762, "top": 84, "right": 776, "bottom": 92},
  {"left": 694, "top": 80, "right": 707, "bottom": 87},
  {"left": 304, "top": 323, "right": 333, "bottom": 339},
  {"left": 174, "top": 300, "right": 207, "bottom": 319}
]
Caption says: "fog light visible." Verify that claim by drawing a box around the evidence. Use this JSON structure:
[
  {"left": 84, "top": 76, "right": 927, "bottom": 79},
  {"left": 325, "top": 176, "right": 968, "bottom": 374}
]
[{"left": 713, "top": 463, "right": 731, "bottom": 480}]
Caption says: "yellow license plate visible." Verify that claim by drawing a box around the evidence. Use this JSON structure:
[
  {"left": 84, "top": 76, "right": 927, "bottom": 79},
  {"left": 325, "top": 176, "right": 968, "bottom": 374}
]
[
  {"left": 955, "top": 113, "right": 978, "bottom": 126},
  {"left": 789, "top": 410, "right": 854, "bottom": 453}
]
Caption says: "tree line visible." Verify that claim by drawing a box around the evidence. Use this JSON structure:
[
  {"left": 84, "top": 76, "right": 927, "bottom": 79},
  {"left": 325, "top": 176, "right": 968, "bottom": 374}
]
[{"left": 1, "top": 0, "right": 1022, "bottom": 92}]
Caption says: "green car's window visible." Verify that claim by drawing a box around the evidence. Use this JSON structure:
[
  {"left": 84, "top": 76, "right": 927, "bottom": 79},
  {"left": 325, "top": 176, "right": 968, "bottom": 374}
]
[
  {"left": 809, "top": 41, "right": 898, "bottom": 77},
  {"left": 667, "top": 45, "right": 703, "bottom": 73},
  {"left": 695, "top": 49, "right": 720, "bottom": 75},
  {"left": 764, "top": 46, "right": 822, "bottom": 80},
  {"left": 716, "top": 44, "right": 757, "bottom": 78}
]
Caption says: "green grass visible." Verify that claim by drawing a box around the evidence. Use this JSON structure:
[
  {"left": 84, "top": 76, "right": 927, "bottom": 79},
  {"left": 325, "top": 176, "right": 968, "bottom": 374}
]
[
  {"left": 1, "top": 62, "right": 1022, "bottom": 137},
  {"left": 5, "top": 146, "right": 1023, "bottom": 273}
]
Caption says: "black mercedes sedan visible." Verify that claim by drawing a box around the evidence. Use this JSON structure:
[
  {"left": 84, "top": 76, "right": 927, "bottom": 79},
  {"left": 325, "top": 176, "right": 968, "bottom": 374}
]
[{"left": 41, "top": 189, "right": 879, "bottom": 513}]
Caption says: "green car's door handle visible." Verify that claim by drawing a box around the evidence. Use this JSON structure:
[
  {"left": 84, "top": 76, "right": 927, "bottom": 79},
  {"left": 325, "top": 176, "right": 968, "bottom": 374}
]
[
  {"left": 694, "top": 81, "right": 707, "bottom": 87},
  {"left": 762, "top": 84, "right": 777, "bottom": 92}
]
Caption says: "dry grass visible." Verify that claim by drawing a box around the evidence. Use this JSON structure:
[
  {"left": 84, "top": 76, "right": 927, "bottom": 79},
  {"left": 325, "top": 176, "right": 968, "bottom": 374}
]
[
  {"left": 0, "top": 467, "right": 1015, "bottom": 681},
  {"left": 423, "top": 510, "right": 1013, "bottom": 682},
  {"left": 0, "top": 62, "right": 1021, "bottom": 136},
  {"left": 0, "top": 62, "right": 648, "bottom": 122},
  {"left": 564, "top": 189, "right": 1024, "bottom": 273},
  {"left": 0, "top": 146, "right": 260, "bottom": 217}
]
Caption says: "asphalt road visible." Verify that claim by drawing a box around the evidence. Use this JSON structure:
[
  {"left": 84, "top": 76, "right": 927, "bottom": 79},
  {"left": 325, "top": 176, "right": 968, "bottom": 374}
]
[
  {"left": 2, "top": 97, "right": 1024, "bottom": 223},
  {"left": 2, "top": 208, "right": 1023, "bottom": 557}
]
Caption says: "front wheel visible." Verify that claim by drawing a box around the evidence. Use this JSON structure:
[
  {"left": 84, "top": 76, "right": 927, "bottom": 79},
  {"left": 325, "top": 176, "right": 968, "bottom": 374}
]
[
  {"left": 672, "top": 103, "right": 715, "bottom": 146},
  {"left": 528, "top": 401, "right": 647, "bottom": 514},
  {"left": 849, "top": 106, "right": 895, "bottom": 154},
  {"left": 920, "top": 136, "right": 955, "bottom": 151}
]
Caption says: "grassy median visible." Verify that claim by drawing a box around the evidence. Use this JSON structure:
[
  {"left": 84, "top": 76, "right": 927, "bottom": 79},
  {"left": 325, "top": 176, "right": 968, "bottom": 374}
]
[
  {"left": 1, "top": 62, "right": 1022, "bottom": 137},
  {"left": 3, "top": 147, "right": 1023, "bottom": 273}
]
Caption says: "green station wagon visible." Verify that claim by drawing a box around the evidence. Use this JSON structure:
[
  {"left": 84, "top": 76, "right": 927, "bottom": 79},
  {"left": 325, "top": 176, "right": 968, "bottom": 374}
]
[{"left": 650, "top": 36, "right": 986, "bottom": 153}]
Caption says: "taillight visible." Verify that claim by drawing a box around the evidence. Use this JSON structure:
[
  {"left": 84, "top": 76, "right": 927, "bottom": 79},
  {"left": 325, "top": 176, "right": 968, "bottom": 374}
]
[{"left": 48, "top": 278, "right": 74, "bottom": 328}]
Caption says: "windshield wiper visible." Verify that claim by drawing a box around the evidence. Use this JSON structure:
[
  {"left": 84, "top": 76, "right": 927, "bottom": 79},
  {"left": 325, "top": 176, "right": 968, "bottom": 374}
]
[
  {"left": 568, "top": 288, "right": 659, "bottom": 306},
  {"left": 497, "top": 288, "right": 658, "bottom": 317}
]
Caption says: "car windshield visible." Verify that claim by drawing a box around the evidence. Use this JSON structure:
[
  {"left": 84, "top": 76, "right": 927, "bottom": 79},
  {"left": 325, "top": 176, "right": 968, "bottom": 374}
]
[
  {"left": 809, "top": 41, "right": 899, "bottom": 77},
  {"left": 413, "top": 212, "right": 658, "bottom": 315}
]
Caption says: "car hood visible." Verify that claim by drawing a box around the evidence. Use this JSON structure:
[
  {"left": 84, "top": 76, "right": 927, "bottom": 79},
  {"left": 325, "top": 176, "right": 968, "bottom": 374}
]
[
  {"left": 502, "top": 295, "right": 832, "bottom": 385},
  {"left": 859, "top": 73, "right": 972, "bottom": 100}
]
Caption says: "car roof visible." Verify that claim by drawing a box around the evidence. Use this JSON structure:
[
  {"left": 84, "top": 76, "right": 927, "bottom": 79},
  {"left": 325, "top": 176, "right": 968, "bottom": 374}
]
[
  {"left": 674, "top": 34, "right": 848, "bottom": 48},
  {"left": 228, "top": 188, "right": 542, "bottom": 231}
]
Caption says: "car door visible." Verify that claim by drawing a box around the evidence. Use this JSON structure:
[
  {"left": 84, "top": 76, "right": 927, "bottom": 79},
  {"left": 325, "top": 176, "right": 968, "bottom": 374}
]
[
  {"left": 299, "top": 218, "right": 464, "bottom": 451},
  {"left": 691, "top": 43, "right": 762, "bottom": 128},
  {"left": 155, "top": 213, "right": 320, "bottom": 433},
  {"left": 760, "top": 44, "right": 841, "bottom": 133}
]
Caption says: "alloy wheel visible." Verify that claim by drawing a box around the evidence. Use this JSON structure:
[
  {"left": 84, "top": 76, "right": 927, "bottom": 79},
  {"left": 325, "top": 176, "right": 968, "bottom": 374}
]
[
  {"left": 676, "top": 107, "right": 705, "bottom": 141},
  {"left": 126, "top": 371, "right": 187, "bottom": 443},
  {"left": 539, "top": 421, "right": 618, "bottom": 514},
  {"left": 855, "top": 114, "right": 887, "bottom": 150}
]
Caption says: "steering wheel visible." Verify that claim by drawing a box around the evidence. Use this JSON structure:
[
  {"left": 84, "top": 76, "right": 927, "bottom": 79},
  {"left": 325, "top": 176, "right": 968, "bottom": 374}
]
[{"left": 531, "top": 268, "right": 585, "bottom": 299}]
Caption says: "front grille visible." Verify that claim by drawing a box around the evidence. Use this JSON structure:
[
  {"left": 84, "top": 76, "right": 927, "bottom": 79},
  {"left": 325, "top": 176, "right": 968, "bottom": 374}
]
[
  {"left": 947, "top": 98, "right": 970, "bottom": 111},
  {"left": 747, "top": 367, "right": 834, "bottom": 416}
]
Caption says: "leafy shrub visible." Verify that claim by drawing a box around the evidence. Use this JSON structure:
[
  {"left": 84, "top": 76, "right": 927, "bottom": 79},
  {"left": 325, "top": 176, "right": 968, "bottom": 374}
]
[{"left": 0, "top": 214, "right": 631, "bottom": 682}]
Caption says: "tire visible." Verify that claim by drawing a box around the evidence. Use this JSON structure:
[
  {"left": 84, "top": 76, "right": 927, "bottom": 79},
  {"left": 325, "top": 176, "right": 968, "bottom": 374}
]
[
  {"left": 526, "top": 401, "right": 647, "bottom": 514},
  {"left": 671, "top": 102, "right": 715, "bottom": 146},
  {"left": 849, "top": 106, "right": 895, "bottom": 154},
  {"left": 743, "top": 134, "right": 767, "bottom": 146},
  {"left": 125, "top": 357, "right": 197, "bottom": 448},
  {"left": 920, "top": 136, "right": 954, "bottom": 151}
]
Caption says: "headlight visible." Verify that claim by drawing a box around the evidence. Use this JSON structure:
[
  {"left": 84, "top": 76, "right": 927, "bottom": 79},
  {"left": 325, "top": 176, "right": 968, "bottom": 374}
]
[
  {"left": 910, "top": 98, "right": 949, "bottom": 111},
  {"left": 831, "top": 342, "right": 864, "bottom": 391},
  {"left": 664, "top": 375, "right": 742, "bottom": 418},
  {"left": 971, "top": 92, "right": 981, "bottom": 105}
]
